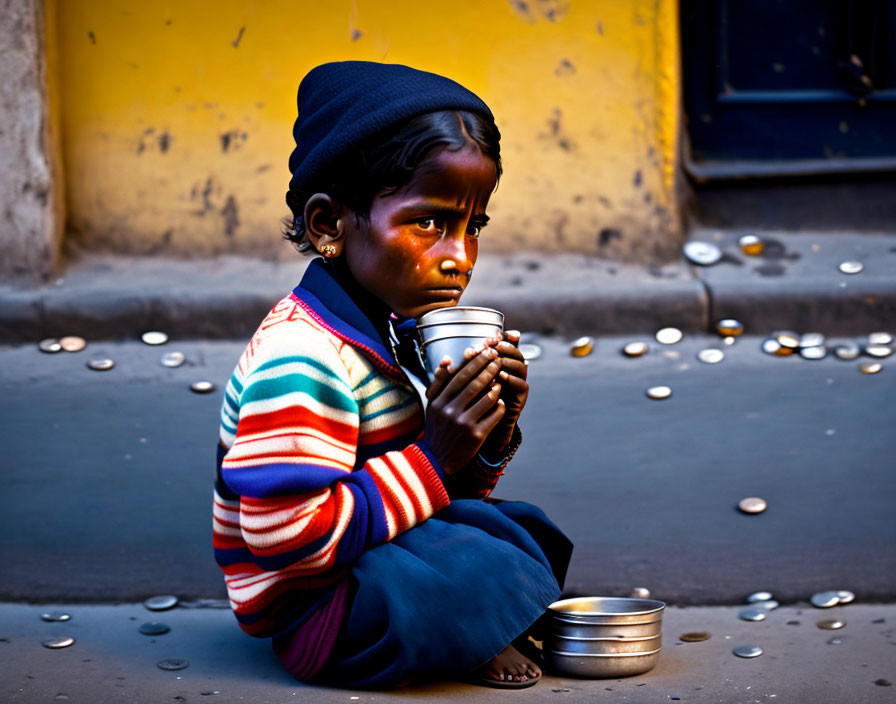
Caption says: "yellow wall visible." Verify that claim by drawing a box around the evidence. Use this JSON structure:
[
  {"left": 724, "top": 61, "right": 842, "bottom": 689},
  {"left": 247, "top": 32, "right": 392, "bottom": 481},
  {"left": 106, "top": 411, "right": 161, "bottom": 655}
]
[{"left": 55, "top": 0, "right": 681, "bottom": 261}]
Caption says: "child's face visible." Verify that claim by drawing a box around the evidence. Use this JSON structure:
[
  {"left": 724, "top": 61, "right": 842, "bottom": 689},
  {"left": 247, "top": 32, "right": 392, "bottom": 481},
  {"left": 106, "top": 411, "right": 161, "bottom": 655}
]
[{"left": 343, "top": 143, "right": 497, "bottom": 319}]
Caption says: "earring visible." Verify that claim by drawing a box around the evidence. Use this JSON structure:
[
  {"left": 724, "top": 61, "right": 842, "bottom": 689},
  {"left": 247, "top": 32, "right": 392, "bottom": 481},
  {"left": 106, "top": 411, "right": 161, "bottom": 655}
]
[{"left": 320, "top": 244, "right": 338, "bottom": 258}]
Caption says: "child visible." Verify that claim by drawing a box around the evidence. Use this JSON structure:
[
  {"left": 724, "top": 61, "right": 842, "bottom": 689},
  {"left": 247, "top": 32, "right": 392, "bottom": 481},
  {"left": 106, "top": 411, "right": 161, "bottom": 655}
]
[{"left": 213, "top": 61, "right": 572, "bottom": 690}]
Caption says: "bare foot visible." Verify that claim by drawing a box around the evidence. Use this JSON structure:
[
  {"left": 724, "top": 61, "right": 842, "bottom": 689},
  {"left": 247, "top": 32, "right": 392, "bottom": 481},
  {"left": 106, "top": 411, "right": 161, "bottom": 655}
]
[{"left": 482, "top": 644, "right": 541, "bottom": 683}]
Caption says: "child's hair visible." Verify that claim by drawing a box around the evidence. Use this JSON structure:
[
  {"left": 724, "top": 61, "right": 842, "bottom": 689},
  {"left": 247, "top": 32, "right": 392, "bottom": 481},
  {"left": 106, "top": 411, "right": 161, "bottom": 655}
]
[{"left": 283, "top": 109, "right": 501, "bottom": 253}]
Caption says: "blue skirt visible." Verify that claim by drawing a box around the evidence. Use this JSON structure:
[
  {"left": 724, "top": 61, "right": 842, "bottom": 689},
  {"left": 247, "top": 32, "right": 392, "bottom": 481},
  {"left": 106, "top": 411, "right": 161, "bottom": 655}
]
[{"left": 316, "top": 498, "right": 573, "bottom": 689}]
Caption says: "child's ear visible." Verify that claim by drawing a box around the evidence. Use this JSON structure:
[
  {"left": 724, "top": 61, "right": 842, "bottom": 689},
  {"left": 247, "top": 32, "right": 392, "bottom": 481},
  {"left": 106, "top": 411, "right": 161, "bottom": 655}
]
[{"left": 304, "top": 193, "right": 347, "bottom": 256}]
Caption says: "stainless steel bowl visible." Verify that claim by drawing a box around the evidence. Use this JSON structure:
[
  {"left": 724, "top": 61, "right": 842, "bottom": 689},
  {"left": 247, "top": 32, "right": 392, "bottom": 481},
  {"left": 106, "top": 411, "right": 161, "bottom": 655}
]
[
  {"left": 548, "top": 633, "right": 661, "bottom": 655},
  {"left": 547, "top": 647, "right": 663, "bottom": 678},
  {"left": 417, "top": 306, "right": 504, "bottom": 327},
  {"left": 545, "top": 597, "right": 666, "bottom": 678},
  {"left": 549, "top": 616, "right": 663, "bottom": 639}
]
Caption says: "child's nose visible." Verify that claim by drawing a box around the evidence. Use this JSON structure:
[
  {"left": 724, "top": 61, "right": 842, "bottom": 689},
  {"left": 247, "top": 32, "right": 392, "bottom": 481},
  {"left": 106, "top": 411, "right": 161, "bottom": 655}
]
[{"left": 440, "top": 235, "right": 473, "bottom": 273}]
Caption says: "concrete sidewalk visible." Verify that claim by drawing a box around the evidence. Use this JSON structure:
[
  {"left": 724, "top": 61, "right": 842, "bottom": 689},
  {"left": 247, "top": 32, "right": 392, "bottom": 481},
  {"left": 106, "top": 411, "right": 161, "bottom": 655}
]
[
  {"left": 1, "top": 231, "right": 894, "bottom": 342},
  {"left": 3, "top": 602, "right": 893, "bottom": 703}
]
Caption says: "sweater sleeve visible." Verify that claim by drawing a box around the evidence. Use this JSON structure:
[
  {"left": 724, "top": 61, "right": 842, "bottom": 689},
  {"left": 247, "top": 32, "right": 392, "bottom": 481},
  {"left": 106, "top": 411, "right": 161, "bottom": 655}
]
[{"left": 214, "top": 337, "right": 450, "bottom": 578}]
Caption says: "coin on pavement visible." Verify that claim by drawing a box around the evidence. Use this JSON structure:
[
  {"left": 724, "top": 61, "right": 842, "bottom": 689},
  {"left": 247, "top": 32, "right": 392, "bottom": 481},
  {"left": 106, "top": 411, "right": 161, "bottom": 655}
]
[
  {"left": 838, "top": 261, "right": 863, "bottom": 275},
  {"left": 868, "top": 332, "right": 892, "bottom": 346},
  {"left": 570, "top": 336, "right": 594, "bottom": 357},
  {"left": 747, "top": 591, "right": 773, "bottom": 604},
  {"left": 160, "top": 351, "right": 186, "bottom": 368},
  {"left": 738, "top": 497, "right": 767, "bottom": 514},
  {"left": 738, "top": 235, "right": 765, "bottom": 255},
  {"left": 59, "top": 336, "right": 86, "bottom": 352},
  {"left": 865, "top": 345, "right": 892, "bottom": 359},
  {"left": 630, "top": 587, "right": 651, "bottom": 599},
  {"left": 817, "top": 619, "right": 845, "bottom": 630},
  {"left": 87, "top": 358, "right": 115, "bottom": 371},
  {"left": 190, "top": 381, "right": 217, "bottom": 394},
  {"left": 646, "top": 385, "right": 672, "bottom": 400},
  {"left": 859, "top": 362, "right": 882, "bottom": 374},
  {"left": 834, "top": 343, "right": 859, "bottom": 360},
  {"left": 697, "top": 348, "right": 725, "bottom": 364},
  {"left": 144, "top": 594, "right": 179, "bottom": 611},
  {"left": 141, "top": 331, "right": 169, "bottom": 346},
  {"left": 810, "top": 591, "right": 840, "bottom": 608},
  {"left": 732, "top": 645, "right": 763, "bottom": 658},
  {"left": 139, "top": 621, "right": 171, "bottom": 636},
  {"left": 716, "top": 319, "right": 744, "bottom": 337},
  {"left": 800, "top": 332, "right": 825, "bottom": 348},
  {"left": 41, "top": 611, "right": 71, "bottom": 622},
  {"left": 680, "top": 631, "right": 711, "bottom": 642},
  {"left": 42, "top": 637, "right": 75, "bottom": 649},
  {"left": 836, "top": 590, "right": 855, "bottom": 604},
  {"left": 39, "top": 338, "right": 62, "bottom": 353},
  {"left": 800, "top": 346, "right": 827, "bottom": 360},
  {"left": 739, "top": 608, "right": 767, "bottom": 622},
  {"left": 683, "top": 241, "right": 722, "bottom": 266},
  {"left": 157, "top": 658, "right": 190, "bottom": 671},
  {"left": 656, "top": 327, "right": 683, "bottom": 345},
  {"left": 623, "top": 341, "right": 649, "bottom": 357}
]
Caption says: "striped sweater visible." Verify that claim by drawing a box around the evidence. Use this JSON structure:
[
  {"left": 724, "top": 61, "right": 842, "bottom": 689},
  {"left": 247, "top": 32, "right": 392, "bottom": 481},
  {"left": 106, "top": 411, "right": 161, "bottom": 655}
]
[{"left": 213, "top": 260, "right": 509, "bottom": 642}]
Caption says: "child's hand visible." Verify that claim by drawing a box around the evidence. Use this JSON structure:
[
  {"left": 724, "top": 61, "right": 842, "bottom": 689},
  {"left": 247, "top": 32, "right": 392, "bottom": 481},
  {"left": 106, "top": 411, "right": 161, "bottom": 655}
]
[
  {"left": 422, "top": 345, "right": 506, "bottom": 476},
  {"left": 480, "top": 330, "right": 528, "bottom": 459}
]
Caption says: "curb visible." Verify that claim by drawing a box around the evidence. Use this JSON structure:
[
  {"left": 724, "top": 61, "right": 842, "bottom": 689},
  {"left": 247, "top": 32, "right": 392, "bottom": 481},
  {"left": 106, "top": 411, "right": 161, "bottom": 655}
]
[{"left": 1, "top": 232, "right": 894, "bottom": 343}]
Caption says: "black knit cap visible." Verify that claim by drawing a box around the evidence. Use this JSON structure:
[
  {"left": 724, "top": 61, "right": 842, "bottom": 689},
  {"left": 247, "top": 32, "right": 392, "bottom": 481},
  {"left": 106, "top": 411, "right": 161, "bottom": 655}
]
[{"left": 287, "top": 61, "right": 495, "bottom": 192}]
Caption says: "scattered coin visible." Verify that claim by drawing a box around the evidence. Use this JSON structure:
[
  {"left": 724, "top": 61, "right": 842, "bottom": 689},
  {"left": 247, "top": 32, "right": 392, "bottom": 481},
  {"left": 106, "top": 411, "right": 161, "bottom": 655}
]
[
  {"left": 859, "top": 362, "right": 882, "bottom": 375},
  {"left": 39, "top": 338, "right": 62, "bottom": 353},
  {"left": 697, "top": 348, "right": 724, "bottom": 364},
  {"left": 865, "top": 345, "right": 892, "bottom": 359},
  {"left": 753, "top": 600, "right": 780, "bottom": 611},
  {"left": 656, "top": 327, "right": 683, "bottom": 345},
  {"left": 683, "top": 241, "right": 722, "bottom": 266},
  {"left": 40, "top": 612, "right": 71, "bottom": 622},
  {"left": 141, "top": 331, "right": 169, "bottom": 346},
  {"left": 761, "top": 338, "right": 782, "bottom": 356},
  {"left": 144, "top": 594, "right": 179, "bottom": 611},
  {"left": 800, "top": 346, "right": 827, "bottom": 360},
  {"left": 646, "top": 385, "right": 672, "bottom": 400},
  {"left": 738, "top": 235, "right": 764, "bottom": 256},
  {"left": 42, "top": 637, "right": 75, "bottom": 649},
  {"left": 810, "top": 591, "right": 841, "bottom": 608},
  {"left": 868, "top": 332, "right": 893, "bottom": 346},
  {"left": 630, "top": 587, "right": 651, "bottom": 599},
  {"left": 59, "top": 336, "right": 86, "bottom": 353},
  {"left": 838, "top": 261, "right": 864, "bottom": 275},
  {"left": 160, "top": 351, "right": 187, "bottom": 368},
  {"left": 817, "top": 619, "right": 845, "bottom": 630},
  {"left": 518, "top": 343, "right": 542, "bottom": 361},
  {"left": 836, "top": 590, "right": 855, "bottom": 604},
  {"left": 732, "top": 645, "right": 763, "bottom": 658},
  {"left": 800, "top": 333, "right": 825, "bottom": 348},
  {"left": 87, "top": 358, "right": 115, "bottom": 371},
  {"left": 738, "top": 497, "right": 767, "bottom": 514},
  {"left": 775, "top": 331, "right": 800, "bottom": 349},
  {"left": 739, "top": 608, "right": 767, "bottom": 622},
  {"left": 622, "top": 341, "right": 649, "bottom": 357},
  {"left": 716, "top": 319, "right": 744, "bottom": 337},
  {"left": 157, "top": 658, "right": 190, "bottom": 671},
  {"left": 834, "top": 343, "right": 860, "bottom": 360},
  {"left": 874, "top": 679, "right": 892, "bottom": 687},
  {"left": 723, "top": 336, "right": 736, "bottom": 346},
  {"left": 680, "top": 631, "right": 711, "bottom": 643},
  {"left": 747, "top": 592, "right": 773, "bottom": 604},
  {"left": 570, "top": 336, "right": 594, "bottom": 357},
  {"left": 190, "top": 381, "right": 217, "bottom": 394},
  {"left": 139, "top": 621, "right": 171, "bottom": 636}
]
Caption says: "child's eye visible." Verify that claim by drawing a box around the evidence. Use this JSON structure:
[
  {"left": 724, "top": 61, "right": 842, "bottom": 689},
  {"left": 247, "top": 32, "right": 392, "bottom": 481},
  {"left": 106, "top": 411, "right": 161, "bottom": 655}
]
[
  {"left": 467, "top": 224, "right": 482, "bottom": 238},
  {"left": 414, "top": 217, "right": 442, "bottom": 233}
]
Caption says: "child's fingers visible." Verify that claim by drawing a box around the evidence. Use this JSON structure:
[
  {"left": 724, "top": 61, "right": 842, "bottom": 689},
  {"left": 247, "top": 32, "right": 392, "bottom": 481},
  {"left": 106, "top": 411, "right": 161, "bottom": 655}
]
[
  {"left": 425, "top": 357, "right": 453, "bottom": 401},
  {"left": 462, "top": 381, "right": 503, "bottom": 422},
  {"left": 438, "top": 347, "right": 499, "bottom": 401},
  {"left": 450, "top": 357, "right": 502, "bottom": 410},
  {"left": 498, "top": 357, "right": 527, "bottom": 380},
  {"left": 476, "top": 398, "right": 507, "bottom": 435},
  {"left": 503, "top": 330, "right": 521, "bottom": 345}
]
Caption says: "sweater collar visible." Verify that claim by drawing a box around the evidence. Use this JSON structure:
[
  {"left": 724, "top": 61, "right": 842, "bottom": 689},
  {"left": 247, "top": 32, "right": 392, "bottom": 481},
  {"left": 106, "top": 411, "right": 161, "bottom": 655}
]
[{"left": 291, "top": 258, "right": 405, "bottom": 377}]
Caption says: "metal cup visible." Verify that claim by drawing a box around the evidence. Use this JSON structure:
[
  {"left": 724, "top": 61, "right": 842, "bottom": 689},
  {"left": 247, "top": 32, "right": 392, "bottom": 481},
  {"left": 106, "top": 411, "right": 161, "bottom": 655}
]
[{"left": 416, "top": 306, "right": 504, "bottom": 381}]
